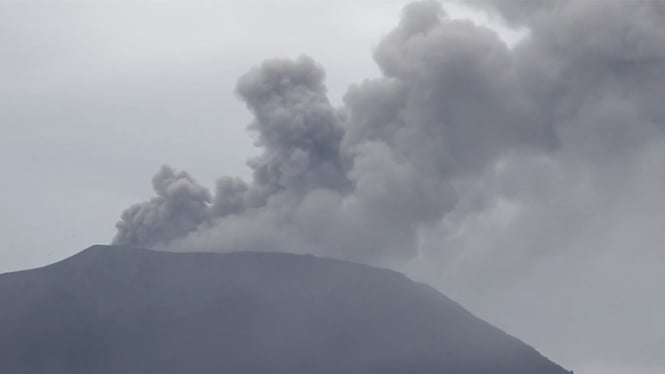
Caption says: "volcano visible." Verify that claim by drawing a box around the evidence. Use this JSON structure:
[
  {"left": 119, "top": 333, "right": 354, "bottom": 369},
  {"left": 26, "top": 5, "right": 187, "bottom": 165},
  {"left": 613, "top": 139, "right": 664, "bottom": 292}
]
[{"left": 0, "top": 245, "right": 570, "bottom": 373}]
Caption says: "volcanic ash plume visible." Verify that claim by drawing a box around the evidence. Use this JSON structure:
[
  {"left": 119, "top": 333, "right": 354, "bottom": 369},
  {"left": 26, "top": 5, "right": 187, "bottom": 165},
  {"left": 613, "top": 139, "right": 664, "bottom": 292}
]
[{"left": 113, "top": 0, "right": 665, "bottom": 269}]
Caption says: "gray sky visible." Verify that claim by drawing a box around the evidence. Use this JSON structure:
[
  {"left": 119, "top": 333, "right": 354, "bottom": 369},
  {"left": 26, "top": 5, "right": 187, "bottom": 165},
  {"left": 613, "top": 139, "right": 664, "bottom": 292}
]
[
  {"left": 1, "top": 0, "right": 405, "bottom": 270},
  {"left": 2, "top": 1, "right": 664, "bottom": 373}
]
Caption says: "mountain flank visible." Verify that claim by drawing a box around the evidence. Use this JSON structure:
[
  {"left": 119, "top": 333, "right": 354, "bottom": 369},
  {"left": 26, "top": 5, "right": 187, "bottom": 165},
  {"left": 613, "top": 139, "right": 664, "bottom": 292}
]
[{"left": 0, "top": 245, "right": 571, "bottom": 373}]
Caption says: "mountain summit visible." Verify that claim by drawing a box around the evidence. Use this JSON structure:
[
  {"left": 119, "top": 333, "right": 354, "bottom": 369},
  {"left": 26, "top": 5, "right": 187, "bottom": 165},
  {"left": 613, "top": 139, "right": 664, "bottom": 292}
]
[{"left": 0, "top": 245, "right": 571, "bottom": 373}]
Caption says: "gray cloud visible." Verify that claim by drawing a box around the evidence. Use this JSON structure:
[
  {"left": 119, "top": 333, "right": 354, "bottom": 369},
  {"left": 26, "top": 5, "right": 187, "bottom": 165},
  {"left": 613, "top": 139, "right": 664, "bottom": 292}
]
[
  {"left": 237, "top": 56, "right": 350, "bottom": 199},
  {"left": 468, "top": 0, "right": 567, "bottom": 25},
  {"left": 112, "top": 0, "right": 665, "bottom": 262},
  {"left": 114, "top": 165, "right": 211, "bottom": 248},
  {"left": 113, "top": 1, "right": 665, "bottom": 369}
]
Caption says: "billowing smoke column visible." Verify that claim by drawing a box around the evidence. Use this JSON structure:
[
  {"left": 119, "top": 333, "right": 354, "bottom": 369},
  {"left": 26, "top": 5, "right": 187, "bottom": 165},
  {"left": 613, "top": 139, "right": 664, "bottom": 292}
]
[
  {"left": 114, "top": 0, "right": 665, "bottom": 267},
  {"left": 114, "top": 2, "right": 665, "bottom": 365},
  {"left": 114, "top": 165, "right": 211, "bottom": 248}
]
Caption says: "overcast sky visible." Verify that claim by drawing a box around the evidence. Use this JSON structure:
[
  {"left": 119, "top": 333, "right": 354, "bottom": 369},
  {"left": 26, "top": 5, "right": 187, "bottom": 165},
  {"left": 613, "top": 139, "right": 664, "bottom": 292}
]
[
  {"left": 0, "top": 0, "right": 395, "bottom": 271},
  {"left": 2, "top": 1, "right": 664, "bottom": 373}
]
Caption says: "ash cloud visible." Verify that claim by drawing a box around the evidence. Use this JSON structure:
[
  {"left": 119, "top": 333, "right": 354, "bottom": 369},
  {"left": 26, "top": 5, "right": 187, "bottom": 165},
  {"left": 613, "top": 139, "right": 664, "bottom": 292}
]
[
  {"left": 113, "top": 0, "right": 665, "bottom": 367},
  {"left": 114, "top": 0, "right": 665, "bottom": 260},
  {"left": 114, "top": 165, "right": 211, "bottom": 248}
]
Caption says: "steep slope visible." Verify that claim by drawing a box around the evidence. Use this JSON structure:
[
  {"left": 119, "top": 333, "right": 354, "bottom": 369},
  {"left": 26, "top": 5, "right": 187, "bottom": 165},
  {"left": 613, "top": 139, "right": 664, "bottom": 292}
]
[{"left": 0, "top": 245, "right": 571, "bottom": 373}]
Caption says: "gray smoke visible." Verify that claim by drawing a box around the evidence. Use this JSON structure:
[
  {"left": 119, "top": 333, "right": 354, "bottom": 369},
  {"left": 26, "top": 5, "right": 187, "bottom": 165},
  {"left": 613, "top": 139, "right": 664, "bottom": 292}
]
[
  {"left": 114, "top": 0, "right": 665, "bottom": 260},
  {"left": 112, "top": 0, "right": 665, "bottom": 369},
  {"left": 114, "top": 165, "right": 211, "bottom": 248}
]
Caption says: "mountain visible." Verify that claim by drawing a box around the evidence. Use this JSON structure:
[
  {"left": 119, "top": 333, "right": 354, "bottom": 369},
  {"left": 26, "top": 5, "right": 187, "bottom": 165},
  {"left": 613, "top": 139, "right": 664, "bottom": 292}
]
[{"left": 0, "top": 245, "right": 571, "bottom": 373}]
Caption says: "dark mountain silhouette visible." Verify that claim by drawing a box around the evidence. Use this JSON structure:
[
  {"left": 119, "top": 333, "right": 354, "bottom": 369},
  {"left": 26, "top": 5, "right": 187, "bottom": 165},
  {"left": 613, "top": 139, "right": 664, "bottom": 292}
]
[{"left": 0, "top": 245, "right": 571, "bottom": 373}]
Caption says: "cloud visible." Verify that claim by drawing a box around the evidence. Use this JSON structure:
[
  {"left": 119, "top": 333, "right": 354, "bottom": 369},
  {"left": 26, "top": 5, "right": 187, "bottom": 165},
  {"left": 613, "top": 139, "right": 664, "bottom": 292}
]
[
  {"left": 113, "top": 1, "right": 665, "bottom": 369},
  {"left": 114, "top": 165, "right": 211, "bottom": 248}
]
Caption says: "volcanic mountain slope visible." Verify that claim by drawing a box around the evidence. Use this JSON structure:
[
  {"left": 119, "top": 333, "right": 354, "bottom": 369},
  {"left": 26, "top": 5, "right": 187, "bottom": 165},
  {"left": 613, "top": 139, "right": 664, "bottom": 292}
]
[{"left": 0, "top": 245, "right": 571, "bottom": 373}]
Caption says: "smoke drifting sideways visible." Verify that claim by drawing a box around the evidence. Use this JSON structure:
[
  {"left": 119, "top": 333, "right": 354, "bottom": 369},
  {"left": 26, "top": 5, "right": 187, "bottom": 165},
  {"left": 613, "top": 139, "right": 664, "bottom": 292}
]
[{"left": 114, "top": 0, "right": 665, "bottom": 265}]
